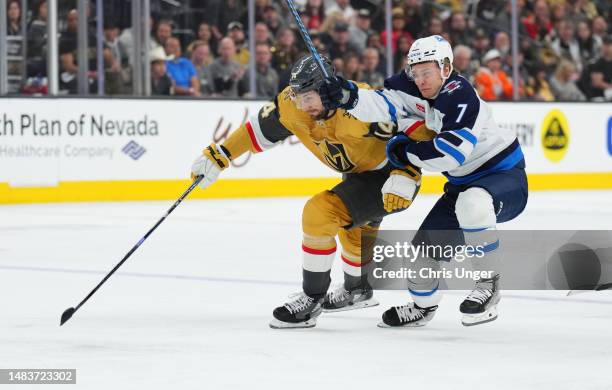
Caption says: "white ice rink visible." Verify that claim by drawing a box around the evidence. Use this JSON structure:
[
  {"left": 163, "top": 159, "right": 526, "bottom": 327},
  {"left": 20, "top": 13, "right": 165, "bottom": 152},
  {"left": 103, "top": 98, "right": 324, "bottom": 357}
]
[{"left": 2, "top": 190, "right": 612, "bottom": 389}]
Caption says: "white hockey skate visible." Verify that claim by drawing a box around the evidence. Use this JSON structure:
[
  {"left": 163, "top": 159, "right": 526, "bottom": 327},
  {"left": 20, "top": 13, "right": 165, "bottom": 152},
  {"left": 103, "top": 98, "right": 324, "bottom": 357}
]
[
  {"left": 460, "top": 275, "right": 501, "bottom": 326},
  {"left": 322, "top": 284, "right": 379, "bottom": 313},
  {"left": 269, "top": 292, "right": 323, "bottom": 329}
]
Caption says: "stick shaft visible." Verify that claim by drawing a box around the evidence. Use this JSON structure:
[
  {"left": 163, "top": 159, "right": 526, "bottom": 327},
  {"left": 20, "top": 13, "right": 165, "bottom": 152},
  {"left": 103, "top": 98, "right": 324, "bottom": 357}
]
[
  {"left": 73, "top": 176, "right": 203, "bottom": 312},
  {"left": 285, "top": 0, "right": 329, "bottom": 77}
]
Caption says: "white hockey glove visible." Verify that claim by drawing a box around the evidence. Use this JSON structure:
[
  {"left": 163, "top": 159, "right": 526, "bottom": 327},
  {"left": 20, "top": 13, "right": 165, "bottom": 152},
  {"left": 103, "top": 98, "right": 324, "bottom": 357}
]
[
  {"left": 190, "top": 144, "right": 230, "bottom": 189},
  {"left": 381, "top": 168, "right": 421, "bottom": 212}
]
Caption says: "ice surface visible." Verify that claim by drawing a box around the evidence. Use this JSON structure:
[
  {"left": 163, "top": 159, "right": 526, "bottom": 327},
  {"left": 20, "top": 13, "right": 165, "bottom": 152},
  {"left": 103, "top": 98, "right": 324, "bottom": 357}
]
[{"left": 1, "top": 191, "right": 611, "bottom": 389}]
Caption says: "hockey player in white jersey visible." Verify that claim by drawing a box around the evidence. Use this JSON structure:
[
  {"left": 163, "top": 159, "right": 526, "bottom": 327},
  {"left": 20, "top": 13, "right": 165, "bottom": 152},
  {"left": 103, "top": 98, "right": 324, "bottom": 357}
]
[{"left": 319, "top": 35, "right": 528, "bottom": 327}]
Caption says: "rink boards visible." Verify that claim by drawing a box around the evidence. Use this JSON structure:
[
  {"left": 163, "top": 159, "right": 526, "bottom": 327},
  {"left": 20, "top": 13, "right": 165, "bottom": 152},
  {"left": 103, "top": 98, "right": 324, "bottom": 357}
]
[{"left": 0, "top": 98, "right": 610, "bottom": 203}]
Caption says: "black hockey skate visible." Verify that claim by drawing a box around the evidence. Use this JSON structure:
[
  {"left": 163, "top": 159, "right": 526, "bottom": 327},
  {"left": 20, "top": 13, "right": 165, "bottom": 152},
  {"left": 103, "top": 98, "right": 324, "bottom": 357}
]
[
  {"left": 378, "top": 303, "right": 438, "bottom": 328},
  {"left": 460, "top": 274, "right": 501, "bottom": 326},
  {"left": 269, "top": 292, "right": 323, "bottom": 329},
  {"left": 322, "top": 285, "right": 379, "bottom": 312}
]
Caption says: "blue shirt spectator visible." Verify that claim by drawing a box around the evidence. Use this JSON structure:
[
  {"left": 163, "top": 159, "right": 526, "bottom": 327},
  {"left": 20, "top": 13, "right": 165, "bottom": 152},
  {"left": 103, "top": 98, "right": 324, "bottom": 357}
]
[
  {"left": 166, "top": 57, "right": 197, "bottom": 88},
  {"left": 164, "top": 37, "right": 201, "bottom": 96}
]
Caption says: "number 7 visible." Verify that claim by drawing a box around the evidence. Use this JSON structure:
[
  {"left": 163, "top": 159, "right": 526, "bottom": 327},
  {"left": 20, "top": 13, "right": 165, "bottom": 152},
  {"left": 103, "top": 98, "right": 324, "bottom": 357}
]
[{"left": 456, "top": 104, "right": 467, "bottom": 123}]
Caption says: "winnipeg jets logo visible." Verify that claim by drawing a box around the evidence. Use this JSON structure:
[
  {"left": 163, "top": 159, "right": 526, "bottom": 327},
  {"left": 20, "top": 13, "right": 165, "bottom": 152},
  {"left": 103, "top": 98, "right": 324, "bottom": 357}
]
[{"left": 441, "top": 80, "right": 462, "bottom": 95}]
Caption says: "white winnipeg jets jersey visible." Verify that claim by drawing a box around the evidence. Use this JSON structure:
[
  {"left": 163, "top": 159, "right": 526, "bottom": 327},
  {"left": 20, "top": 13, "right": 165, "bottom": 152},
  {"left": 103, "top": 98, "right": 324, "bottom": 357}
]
[{"left": 349, "top": 72, "right": 524, "bottom": 184}]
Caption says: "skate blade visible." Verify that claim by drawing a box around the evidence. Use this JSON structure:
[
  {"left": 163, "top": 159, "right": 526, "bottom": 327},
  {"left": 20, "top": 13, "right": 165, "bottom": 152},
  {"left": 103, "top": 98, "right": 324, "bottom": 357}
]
[
  {"left": 323, "top": 298, "right": 379, "bottom": 313},
  {"left": 461, "top": 307, "right": 498, "bottom": 327},
  {"left": 376, "top": 319, "right": 428, "bottom": 328},
  {"left": 269, "top": 318, "right": 317, "bottom": 329}
]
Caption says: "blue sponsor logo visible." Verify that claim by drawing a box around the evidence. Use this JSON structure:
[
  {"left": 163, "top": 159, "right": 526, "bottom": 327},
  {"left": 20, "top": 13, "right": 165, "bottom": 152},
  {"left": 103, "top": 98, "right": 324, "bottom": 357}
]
[
  {"left": 608, "top": 117, "right": 612, "bottom": 157},
  {"left": 122, "top": 140, "right": 146, "bottom": 160}
]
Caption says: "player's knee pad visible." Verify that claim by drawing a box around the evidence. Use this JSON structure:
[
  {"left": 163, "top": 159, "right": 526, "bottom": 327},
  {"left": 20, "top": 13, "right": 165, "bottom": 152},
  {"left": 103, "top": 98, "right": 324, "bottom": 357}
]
[
  {"left": 455, "top": 187, "right": 495, "bottom": 229},
  {"left": 338, "top": 224, "right": 379, "bottom": 260},
  {"left": 302, "top": 191, "right": 352, "bottom": 238}
]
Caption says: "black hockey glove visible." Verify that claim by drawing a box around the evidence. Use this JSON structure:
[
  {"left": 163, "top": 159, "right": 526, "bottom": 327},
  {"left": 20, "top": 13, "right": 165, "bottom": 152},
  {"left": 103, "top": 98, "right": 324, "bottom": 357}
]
[
  {"left": 386, "top": 133, "right": 414, "bottom": 168},
  {"left": 319, "top": 76, "right": 359, "bottom": 111}
]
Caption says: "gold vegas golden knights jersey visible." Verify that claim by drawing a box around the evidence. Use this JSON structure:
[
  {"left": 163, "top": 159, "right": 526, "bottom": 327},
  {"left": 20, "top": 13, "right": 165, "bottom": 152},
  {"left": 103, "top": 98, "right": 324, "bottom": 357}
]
[{"left": 221, "top": 85, "right": 435, "bottom": 172}]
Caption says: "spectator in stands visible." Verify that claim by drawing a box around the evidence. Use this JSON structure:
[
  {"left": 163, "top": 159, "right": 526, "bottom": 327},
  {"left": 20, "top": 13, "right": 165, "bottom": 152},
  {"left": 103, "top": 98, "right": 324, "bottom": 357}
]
[
  {"left": 447, "top": 12, "right": 471, "bottom": 47},
  {"left": 103, "top": 21, "right": 127, "bottom": 95},
  {"left": 188, "top": 22, "right": 217, "bottom": 57},
  {"left": 254, "top": 0, "right": 276, "bottom": 22},
  {"left": 153, "top": 20, "right": 173, "bottom": 50},
  {"left": 551, "top": 2, "right": 569, "bottom": 25},
  {"left": 27, "top": 0, "right": 47, "bottom": 77},
  {"left": 381, "top": 8, "right": 413, "bottom": 53},
  {"left": 591, "top": 16, "right": 608, "bottom": 42},
  {"left": 209, "top": 37, "right": 244, "bottom": 97},
  {"left": 227, "top": 22, "right": 250, "bottom": 66},
  {"left": 58, "top": 9, "right": 98, "bottom": 94},
  {"left": 271, "top": 27, "right": 302, "bottom": 76},
  {"left": 552, "top": 19, "right": 583, "bottom": 72},
  {"left": 550, "top": 60, "right": 586, "bottom": 101},
  {"left": 332, "top": 57, "right": 344, "bottom": 77},
  {"left": 150, "top": 47, "right": 174, "bottom": 96},
  {"left": 190, "top": 41, "right": 215, "bottom": 96},
  {"left": 472, "top": 28, "right": 490, "bottom": 66},
  {"left": 453, "top": 44, "right": 477, "bottom": 83},
  {"left": 215, "top": 0, "right": 245, "bottom": 36},
  {"left": 304, "top": 0, "right": 325, "bottom": 32},
  {"left": 326, "top": 0, "right": 356, "bottom": 24},
  {"left": 329, "top": 22, "right": 359, "bottom": 59},
  {"left": 164, "top": 37, "right": 200, "bottom": 96},
  {"left": 474, "top": 49, "right": 514, "bottom": 101},
  {"left": 263, "top": 5, "right": 285, "bottom": 37},
  {"left": 255, "top": 22, "right": 272, "bottom": 45},
  {"left": 360, "top": 47, "right": 384, "bottom": 88},
  {"left": 494, "top": 31, "right": 511, "bottom": 58},
  {"left": 349, "top": 9, "right": 373, "bottom": 53},
  {"left": 577, "top": 20, "right": 602, "bottom": 64},
  {"left": 343, "top": 52, "right": 361, "bottom": 82},
  {"left": 579, "top": 36, "right": 612, "bottom": 101},
  {"left": 526, "top": 65, "right": 555, "bottom": 101},
  {"left": 394, "top": 35, "right": 413, "bottom": 72},
  {"left": 424, "top": 15, "right": 444, "bottom": 38},
  {"left": 7, "top": 0, "right": 21, "bottom": 35},
  {"left": 492, "top": 1, "right": 525, "bottom": 35},
  {"left": 523, "top": 0, "right": 553, "bottom": 41},
  {"left": 569, "top": 0, "right": 599, "bottom": 23},
  {"left": 403, "top": 0, "right": 424, "bottom": 40},
  {"left": 310, "top": 30, "right": 327, "bottom": 55},
  {"left": 242, "top": 42, "right": 279, "bottom": 99}
]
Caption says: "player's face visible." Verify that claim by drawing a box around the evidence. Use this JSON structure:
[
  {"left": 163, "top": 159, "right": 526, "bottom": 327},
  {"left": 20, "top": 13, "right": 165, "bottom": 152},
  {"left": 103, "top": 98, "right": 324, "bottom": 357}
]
[
  {"left": 410, "top": 62, "right": 444, "bottom": 99},
  {"left": 296, "top": 90, "right": 325, "bottom": 119}
]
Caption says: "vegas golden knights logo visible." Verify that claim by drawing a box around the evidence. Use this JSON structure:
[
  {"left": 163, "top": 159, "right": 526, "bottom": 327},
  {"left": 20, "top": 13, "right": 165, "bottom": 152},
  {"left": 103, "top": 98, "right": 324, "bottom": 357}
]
[{"left": 317, "top": 139, "right": 356, "bottom": 172}]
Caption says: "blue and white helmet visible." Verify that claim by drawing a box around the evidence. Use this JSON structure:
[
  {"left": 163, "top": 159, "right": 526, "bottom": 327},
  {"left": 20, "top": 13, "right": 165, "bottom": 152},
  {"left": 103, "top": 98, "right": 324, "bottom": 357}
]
[{"left": 406, "top": 35, "right": 454, "bottom": 78}]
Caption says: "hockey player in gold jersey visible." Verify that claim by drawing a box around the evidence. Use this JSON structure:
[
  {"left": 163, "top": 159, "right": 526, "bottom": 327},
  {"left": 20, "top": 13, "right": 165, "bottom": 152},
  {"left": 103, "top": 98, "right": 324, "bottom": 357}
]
[{"left": 190, "top": 55, "right": 435, "bottom": 328}]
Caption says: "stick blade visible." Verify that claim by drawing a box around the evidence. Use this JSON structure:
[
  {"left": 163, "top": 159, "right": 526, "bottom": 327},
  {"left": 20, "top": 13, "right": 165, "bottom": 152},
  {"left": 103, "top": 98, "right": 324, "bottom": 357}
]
[{"left": 60, "top": 307, "right": 76, "bottom": 326}]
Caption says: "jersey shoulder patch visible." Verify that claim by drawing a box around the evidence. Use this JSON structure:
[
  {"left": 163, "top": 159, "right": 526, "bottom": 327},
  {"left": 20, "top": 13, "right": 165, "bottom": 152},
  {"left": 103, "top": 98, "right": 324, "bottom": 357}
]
[{"left": 255, "top": 88, "right": 294, "bottom": 142}]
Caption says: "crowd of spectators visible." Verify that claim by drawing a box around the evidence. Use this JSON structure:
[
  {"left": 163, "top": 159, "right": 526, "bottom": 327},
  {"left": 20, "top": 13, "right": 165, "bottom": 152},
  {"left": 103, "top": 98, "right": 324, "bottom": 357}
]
[{"left": 9, "top": 0, "right": 612, "bottom": 101}]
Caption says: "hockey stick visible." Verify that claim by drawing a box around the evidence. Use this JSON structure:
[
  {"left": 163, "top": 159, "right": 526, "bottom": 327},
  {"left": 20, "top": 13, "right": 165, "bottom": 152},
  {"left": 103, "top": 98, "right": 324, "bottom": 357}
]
[
  {"left": 285, "top": 0, "right": 329, "bottom": 77},
  {"left": 60, "top": 175, "right": 204, "bottom": 326}
]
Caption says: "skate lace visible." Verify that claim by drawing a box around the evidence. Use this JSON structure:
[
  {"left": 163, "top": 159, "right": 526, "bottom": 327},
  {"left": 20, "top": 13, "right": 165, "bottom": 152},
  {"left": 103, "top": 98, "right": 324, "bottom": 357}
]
[
  {"left": 284, "top": 293, "right": 314, "bottom": 314},
  {"left": 465, "top": 281, "right": 494, "bottom": 304},
  {"left": 327, "top": 285, "right": 350, "bottom": 304},
  {"left": 396, "top": 304, "right": 425, "bottom": 323}
]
